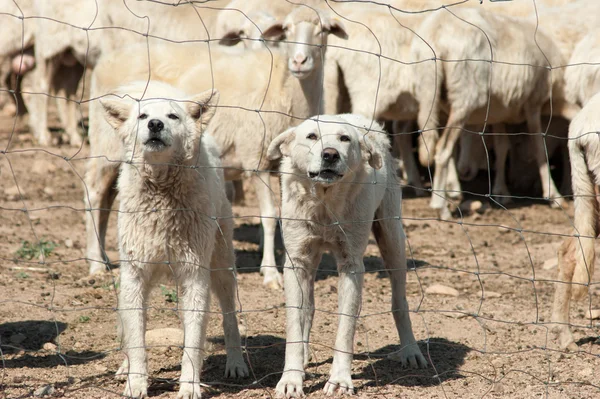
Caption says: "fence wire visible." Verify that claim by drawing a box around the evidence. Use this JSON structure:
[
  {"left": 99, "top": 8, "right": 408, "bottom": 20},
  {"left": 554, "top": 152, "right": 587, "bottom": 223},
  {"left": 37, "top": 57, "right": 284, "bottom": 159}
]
[{"left": 1, "top": 0, "right": 600, "bottom": 398}]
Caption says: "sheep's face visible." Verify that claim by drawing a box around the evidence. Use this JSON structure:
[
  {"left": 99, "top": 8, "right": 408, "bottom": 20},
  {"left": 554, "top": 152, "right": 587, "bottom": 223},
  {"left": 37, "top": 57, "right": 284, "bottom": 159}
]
[
  {"left": 101, "top": 84, "right": 219, "bottom": 164},
  {"left": 267, "top": 115, "right": 385, "bottom": 186},
  {"left": 262, "top": 8, "right": 348, "bottom": 80}
]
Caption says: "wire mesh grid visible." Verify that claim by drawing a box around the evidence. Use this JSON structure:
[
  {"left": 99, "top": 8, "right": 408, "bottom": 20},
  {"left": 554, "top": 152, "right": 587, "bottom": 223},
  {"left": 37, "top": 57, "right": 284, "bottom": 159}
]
[{"left": 1, "top": 0, "right": 600, "bottom": 398}]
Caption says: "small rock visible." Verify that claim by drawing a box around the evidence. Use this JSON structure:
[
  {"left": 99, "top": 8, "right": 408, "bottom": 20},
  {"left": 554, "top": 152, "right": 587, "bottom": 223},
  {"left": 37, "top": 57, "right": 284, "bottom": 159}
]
[
  {"left": 42, "top": 342, "right": 57, "bottom": 351},
  {"left": 73, "top": 342, "right": 83, "bottom": 349},
  {"left": 10, "top": 333, "right": 26, "bottom": 345},
  {"left": 34, "top": 385, "right": 55, "bottom": 397},
  {"left": 145, "top": 327, "right": 184, "bottom": 348},
  {"left": 64, "top": 239, "right": 74, "bottom": 249},
  {"left": 43, "top": 187, "right": 55, "bottom": 197},
  {"left": 498, "top": 225, "right": 510, "bottom": 234},
  {"left": 588, "top": 309, "right": 600, "bottom": 320},
  {"left": 425, "top": 284, "right": 459, "bottom": 297},
  {"left": 5, "top": 186, "right": 27, "bottom": 201},
  {"left": 543, "top": 258, "right": 558, "bottom": 270},
  {"left": 485, "top": 291, "right": 502, "bottom": 298},
  {"left": 470, "top": 200, "right": 483, "bottom": 213}
]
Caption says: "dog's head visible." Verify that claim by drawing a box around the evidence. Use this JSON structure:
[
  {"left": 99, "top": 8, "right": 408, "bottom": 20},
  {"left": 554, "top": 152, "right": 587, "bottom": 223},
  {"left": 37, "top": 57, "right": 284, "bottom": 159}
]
[
  {"left": 267, "top": 114, "right": 389, "bottom": 185},
  {"left": 100, "top": 81, "right": 219, "bottom": 164}
]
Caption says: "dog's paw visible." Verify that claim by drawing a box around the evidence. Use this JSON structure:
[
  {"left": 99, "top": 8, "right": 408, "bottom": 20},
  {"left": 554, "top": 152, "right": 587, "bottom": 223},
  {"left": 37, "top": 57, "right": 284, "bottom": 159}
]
[
  {"left": 123, "top": 374, "right": 148, "bottom": 398},
  {"left": 323, "top": 371, "right": 354, "bottom": 396},
  {"left": 115, "top": 359, "right": 129, "bottom": 381},
  {"left": 275, "top": 371, "right": 305, "bottom": 398},
  {"left": 225, "top": 355, "right": 249, "bottom": 379},
  {"left": 262, "top": 270, "right": 283, "bottom": 290},
  {"left": 177, "top": 382, "right": 202, "bottom": 399},
  {"left": 387, "top": 344, "right": 428, "bottom": 369}
]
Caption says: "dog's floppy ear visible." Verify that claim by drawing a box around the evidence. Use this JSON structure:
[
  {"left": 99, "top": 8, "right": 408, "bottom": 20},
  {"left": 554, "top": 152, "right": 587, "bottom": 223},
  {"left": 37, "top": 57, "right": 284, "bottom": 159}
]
[
  {"left": 267, "top": 127, "right": 296, "bottom": 161},
  {"left": 360, "top": 131, "right": 389, "bottom": 170},
  {"left": 100, "top": 97, "right": 131, "bottom": 130},
  {"left": 187, "top": 89, "right": 219, "bottom": 131}
]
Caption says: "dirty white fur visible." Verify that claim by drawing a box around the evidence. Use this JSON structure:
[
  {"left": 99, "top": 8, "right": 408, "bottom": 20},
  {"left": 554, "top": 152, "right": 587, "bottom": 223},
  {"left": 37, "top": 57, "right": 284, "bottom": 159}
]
[
  {"left": 102, "top": 80, "right": 248, "bottom": 398},
  {"left": 412, "top": 7, "right": 567, "bottom": 217},
  {"left": 85, "top": 6, "right": 348, "bottom": 292},
  {"left": 551, "top": 92, "right": 600, "bottom": 350},
  {"left": 267, "top": 114, "right": 426, "bottom": 398},
  {"left": 565, "top": 30, "right": 600, "bottom": 108}
]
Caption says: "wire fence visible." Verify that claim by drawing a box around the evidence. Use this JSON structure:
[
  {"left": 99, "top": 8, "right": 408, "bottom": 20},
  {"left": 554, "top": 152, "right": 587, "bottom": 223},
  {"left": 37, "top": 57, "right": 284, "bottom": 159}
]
[{"left": 1, "top": 0, "right": 600, "bottom": 398}]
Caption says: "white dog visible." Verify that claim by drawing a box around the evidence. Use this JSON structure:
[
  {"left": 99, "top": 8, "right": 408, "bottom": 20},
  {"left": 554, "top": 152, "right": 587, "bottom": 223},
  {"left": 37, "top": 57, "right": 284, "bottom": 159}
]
[
  {"left": 267, "top": 114, "right": 427, "bottom": 397},
  {"left": 100, "top": 80, "right": 248, "bottom": 398}
]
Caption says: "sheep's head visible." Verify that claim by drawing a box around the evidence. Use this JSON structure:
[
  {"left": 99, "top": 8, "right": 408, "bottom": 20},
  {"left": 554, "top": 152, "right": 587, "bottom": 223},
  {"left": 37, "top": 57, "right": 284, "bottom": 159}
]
[
  {"left": 262, "top": 7, "right": 348, "bottom": 80},
  {"left": 100, "top": 81, "right": 218, "bottom": 165}
]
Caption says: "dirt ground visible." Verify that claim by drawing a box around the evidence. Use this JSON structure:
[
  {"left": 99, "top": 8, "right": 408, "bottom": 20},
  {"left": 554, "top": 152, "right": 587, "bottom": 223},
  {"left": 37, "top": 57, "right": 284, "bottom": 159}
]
[{"left": 1, "top": 110, "right": 600, "bottom": 399}]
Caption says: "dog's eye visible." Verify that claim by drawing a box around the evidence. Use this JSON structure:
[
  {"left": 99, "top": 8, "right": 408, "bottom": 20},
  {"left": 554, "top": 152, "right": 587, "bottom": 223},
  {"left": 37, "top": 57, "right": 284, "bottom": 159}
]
[
  {"left": 306, "top": 133, "right": 318, "bottom": 140},
  {"left": 340, "top": 135, "right": 351, "bottom": 142},
  {"left": 167, "top": 113, "right": 179, "bottom": 120},
  {"left": 138, "top": 113, "right": 148, "bottom": 120}
]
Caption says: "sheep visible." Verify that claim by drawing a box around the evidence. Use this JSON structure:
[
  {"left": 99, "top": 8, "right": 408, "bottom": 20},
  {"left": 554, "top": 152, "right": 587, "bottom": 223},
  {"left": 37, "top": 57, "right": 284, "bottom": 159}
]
[
  {"left": 0, "top": 0, "right": 35, "bottom": 116},
  {"left": 565, "top": 30, "right": 600, "bottom": 108},
  {"left": 84, "top": 6, "right": 348, "bottom": 292},
  {"left": 28, "top": 0, "right": 103, "bottom": 147},
  {"left": 551, "top": 91, "right": 600, "bottom": 350},
  {"left": 412, "top": 7, "right": 568, "bottom": 218}
]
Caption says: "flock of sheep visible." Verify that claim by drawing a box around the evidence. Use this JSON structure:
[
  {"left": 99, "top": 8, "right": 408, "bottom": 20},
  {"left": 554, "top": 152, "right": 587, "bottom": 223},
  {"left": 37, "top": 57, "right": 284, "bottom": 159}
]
[{"left": 2, "top": 0, "right": 600, "bottom": 397}]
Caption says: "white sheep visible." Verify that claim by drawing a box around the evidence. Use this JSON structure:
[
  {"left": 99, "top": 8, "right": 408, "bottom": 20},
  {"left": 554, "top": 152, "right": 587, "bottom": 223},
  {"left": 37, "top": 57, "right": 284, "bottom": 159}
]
[
  {"left": 551, "top": 91, "right": 600, "bottom": 350},
  {"left": 85, "top": 6, "right": 348, "bottom": 291},
  {"left": 565, "top": 30, "right": 600, "bottom": 108},
  {"left": 412, "top": 7, "right": 568, "bottom": 217}
]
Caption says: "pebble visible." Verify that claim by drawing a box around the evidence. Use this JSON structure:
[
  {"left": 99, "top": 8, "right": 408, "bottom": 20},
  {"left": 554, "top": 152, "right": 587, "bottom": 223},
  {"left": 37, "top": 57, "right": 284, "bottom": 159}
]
[
  {"left": 42, "top": 342, "right": 57, "bottom": 351},
  {"left": 425, "top": 284, "right": 460, "bottom": 297},
  {"left": 485, "top": 291, "right": 502, "bottom": 298},
  {"left": 34, "top": 385, "right": 55, "bottom": 397},
  {"left": 64, "top": 239, "right": 74, "bottom": 249},
  {"left": 43, "top": 187, "right": 55, "bottom": 197}
]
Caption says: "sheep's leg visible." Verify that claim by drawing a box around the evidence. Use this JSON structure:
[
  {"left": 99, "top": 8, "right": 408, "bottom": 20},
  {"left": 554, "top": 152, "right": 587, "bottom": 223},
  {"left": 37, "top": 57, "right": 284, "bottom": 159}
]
[
  {"left": 117, "top": 263, "right": 150, "bottom": 398},
  {"left": 29, "top": 56, "right": 55, "bottom": 146},
  {"left": 84, "top": 158, "right": 120, "bottom": 274},
  {"left": 526, "top": 108, "right": 565, "bottom": 208},
  {"left": 430, "top": 111, "right": 466, "bottom": 217},
  {"left": 253, "top": 171, "right": 282, "bottom": 289},
  {"left": 54, "top": 62, "right": 84, "bottom": 147},
  {"left": 551, "top": 237, "right": 578, "bottom": 350},
  {"left": 491, "top": 129, "right": 512, "bottom": 205},
  {"left": 178, "top": 265, "right": 212, "bottom": 399},
  {"left": 393, "top": 120, "right": 425, "bottom": 196},
  {"left": 210, "top": 218, "right": 248, "bottom": 379}
]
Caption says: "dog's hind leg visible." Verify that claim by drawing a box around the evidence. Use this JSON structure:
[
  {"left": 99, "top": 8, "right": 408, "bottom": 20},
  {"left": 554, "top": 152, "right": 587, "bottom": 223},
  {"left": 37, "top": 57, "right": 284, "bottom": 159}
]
[
  {"left": 84, "top": 157, "right": 119, "bottom": 274},
  {"left": 177, "top": 262, "right": 212, "bottom": 399},
  {"left": 211, "top": 218, "right": 249, "bottom": 379},
  {"left": 551, "top": 237, "right": 578, "bottom": 350},
  {"left": 372, "top": 188, "right": 427, "bottom": 369},
  {"left": 253, "top": 171, "right": 282, "bottom": 289},
  {"left": 117, "top": 263, "right": 151, "bottom": 398}
]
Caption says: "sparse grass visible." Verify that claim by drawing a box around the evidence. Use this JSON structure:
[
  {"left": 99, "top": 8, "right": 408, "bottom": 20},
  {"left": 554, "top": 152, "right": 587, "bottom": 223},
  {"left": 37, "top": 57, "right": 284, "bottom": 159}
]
[
  {"left": 160, "top": 285, "right": 178, "bottom": 303},
  {"left": 78, "top": 315, "right": 90, "bottom": 323},
  {"left": 15, "top": 239, "right": 58, "bottom": 261},
  {"left": 16, "top": 272, "right": 29, "bottom": 279}
]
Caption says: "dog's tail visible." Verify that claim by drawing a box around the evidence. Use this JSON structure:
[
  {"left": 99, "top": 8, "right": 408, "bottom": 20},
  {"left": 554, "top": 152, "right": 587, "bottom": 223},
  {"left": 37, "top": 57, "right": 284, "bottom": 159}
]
[{"left": 569, "top": 137, "right": 598, "bottom": 300}]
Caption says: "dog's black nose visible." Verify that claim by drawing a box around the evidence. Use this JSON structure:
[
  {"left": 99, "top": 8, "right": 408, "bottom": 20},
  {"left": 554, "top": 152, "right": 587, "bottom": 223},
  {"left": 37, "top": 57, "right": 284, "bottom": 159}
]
[
  {"left": 322, "top": 147, "right": 340, "bottom": 163},
  {"left": 148, "top": 119, "right": 164, "bottom": 133}
]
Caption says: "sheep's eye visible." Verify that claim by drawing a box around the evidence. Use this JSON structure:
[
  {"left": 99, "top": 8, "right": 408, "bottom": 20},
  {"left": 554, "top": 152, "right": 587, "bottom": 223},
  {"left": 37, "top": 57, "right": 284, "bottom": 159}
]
[
  {"left": 306, "top": 132, "right": 318, "bottom": 140},
  {"left": 138, "top": 113, "right": 148, "bottom": 120},
  {"left": 340, "top": 135, "right": 350, "bottom": 142},
  {"left": 167, "top": 113, "right": 179, "bottom": 120}
]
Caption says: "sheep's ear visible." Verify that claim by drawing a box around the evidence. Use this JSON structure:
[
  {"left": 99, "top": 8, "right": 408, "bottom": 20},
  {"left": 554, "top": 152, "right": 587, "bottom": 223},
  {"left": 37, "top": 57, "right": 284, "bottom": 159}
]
[
  {"left": 323, "top": 17, "right": 348, "bottom": 40},
  {"left": 267, "top": 127, "right": 296, "bottom": 161},
  {"left": 100, "top": 98, "right": 130, "bottom": 130},
  {"left": 360, "top": 131, "right": 388, "bottom": 170},
  {"left": 219, "top": 30, "right": 243, "bottom": 46},
  {"left": 187, "top": 89, "right": 219, "bottom": 131},
  {"left": 262, "top": 22, "right": 285, "bottom": 41}
]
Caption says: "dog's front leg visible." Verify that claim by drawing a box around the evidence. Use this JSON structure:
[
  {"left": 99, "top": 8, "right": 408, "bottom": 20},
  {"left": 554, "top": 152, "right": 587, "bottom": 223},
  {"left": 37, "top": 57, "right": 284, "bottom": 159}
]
[
  {"left": 323, "top": 259, "right": 364, "bottom": 396},
  {"left": 177, "top": 265, "right": 212, "bottom": 399},
  {"left": 117, "top": 263, "right": 150, "bottom": 398},
  {"left": 276, "top": 255, "right": 317, "bottom": 398}
]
